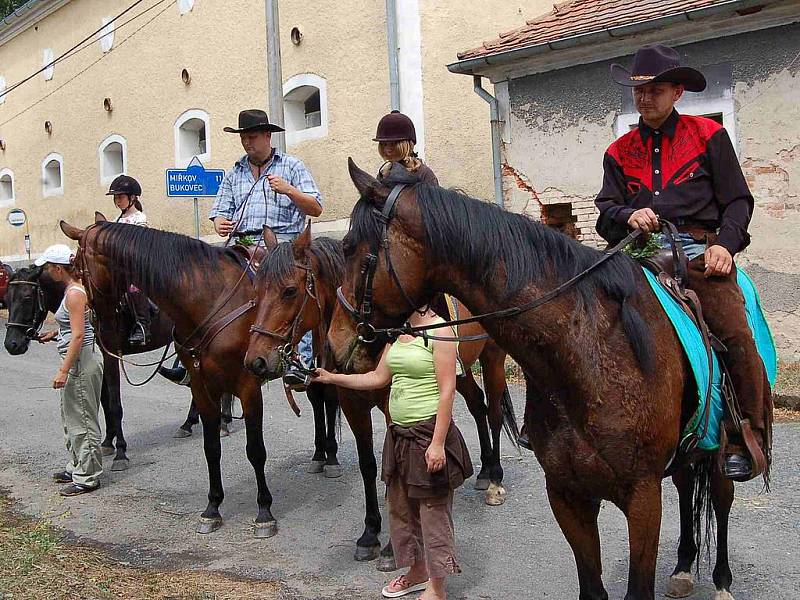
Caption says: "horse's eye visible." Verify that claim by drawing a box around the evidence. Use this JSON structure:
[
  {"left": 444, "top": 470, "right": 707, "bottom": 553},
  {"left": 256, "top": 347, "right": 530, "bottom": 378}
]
[{"left": 282, "top": 287, "right": 298, "bottom": 299}]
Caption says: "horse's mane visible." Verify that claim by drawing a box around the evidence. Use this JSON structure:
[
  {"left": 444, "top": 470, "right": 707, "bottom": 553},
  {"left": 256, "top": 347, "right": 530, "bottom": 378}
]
[
  {"left": 93, "top": 222, "right": 236, "bottom": 298},
  {"left": 257, "top": 237, "right": 344, "bottom": 287},
  {"left": 345, "top": 184, "right": 654, "bottom": 372}
]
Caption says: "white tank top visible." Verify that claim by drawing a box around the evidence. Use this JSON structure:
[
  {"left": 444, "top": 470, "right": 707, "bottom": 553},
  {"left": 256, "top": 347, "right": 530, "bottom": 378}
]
[{"left": 54, "top": 285, "right": 94, "bottom": 355}]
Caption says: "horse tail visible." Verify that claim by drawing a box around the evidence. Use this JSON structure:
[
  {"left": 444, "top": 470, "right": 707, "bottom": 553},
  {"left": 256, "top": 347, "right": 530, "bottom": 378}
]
[
  {"left": 620, "top": 297, "right": 656, "bottom": 375},
  {"left": 692, "top": 454, "right": 715, "bottom": 571},
  {"left": 500, "top": 384, "right": 521, "bottom": 447}
]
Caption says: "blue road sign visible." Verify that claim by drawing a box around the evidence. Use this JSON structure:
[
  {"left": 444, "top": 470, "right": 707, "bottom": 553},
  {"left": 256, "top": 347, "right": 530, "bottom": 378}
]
[{"left": 165, "top": 160, "right": 224, "bottom": 198}]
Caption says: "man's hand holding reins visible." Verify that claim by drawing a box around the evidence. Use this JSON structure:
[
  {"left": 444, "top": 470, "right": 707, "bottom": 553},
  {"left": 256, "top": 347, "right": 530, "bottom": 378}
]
[
  {"left": 627, "top": 208, "right": 660, "bottom": 233},
  {"left": 704, "top": 245, "right": 733, "bottom": 278}
]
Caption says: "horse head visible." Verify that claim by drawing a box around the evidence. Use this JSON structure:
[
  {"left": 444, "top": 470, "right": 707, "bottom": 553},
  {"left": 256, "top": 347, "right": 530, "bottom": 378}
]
[{"left": 3, "top": 265, "right": 45, "bottom": 355}]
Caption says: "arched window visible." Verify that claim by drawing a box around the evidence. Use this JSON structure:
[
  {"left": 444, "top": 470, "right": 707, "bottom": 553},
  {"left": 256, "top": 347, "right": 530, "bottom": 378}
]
[
  {"left": 0, "top": 168, "right": 14, "bottom": 207},
  {"left": 173, "top": 109, "right": 210, "bottom": 168},
  {"left": 98, "top": 134, "right": 127, "bottom": 184},
  {"left": 42, "top": 153, "right": 64, "bottom": 197},
  {"left": 283, "top": 73, "right": 328, "bottom": 145}
]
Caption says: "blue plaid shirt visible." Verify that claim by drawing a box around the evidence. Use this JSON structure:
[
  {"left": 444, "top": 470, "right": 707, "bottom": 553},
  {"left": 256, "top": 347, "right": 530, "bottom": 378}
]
[{"left": 209, "top": 151, "right": 322, "bottom": 235}]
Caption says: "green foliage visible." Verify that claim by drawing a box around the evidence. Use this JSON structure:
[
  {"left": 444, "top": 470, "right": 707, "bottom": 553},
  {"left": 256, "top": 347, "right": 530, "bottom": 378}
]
[
  {"left": 623, "top": 234, "right": 662, "bottom": 260},
  {"left": 0, "top": 1, "right": 27, "bottom": 20}
]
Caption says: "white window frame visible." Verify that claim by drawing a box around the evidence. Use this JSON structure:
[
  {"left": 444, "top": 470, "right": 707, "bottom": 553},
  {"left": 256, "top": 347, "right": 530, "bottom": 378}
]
[
  {"left": 173, "top": 109, "right": 210, "bottom": 168},
  {"left": 98, "top": 134, "right": 128, "bottom": 184},
  {"left": 614, "top": 94, "right": 738, "bottom": 156},
  {"left": 283, "top": 73, "right": 328, "bottom": 146},
  {"left": 0, "top": 168, "right": 14, "bottom": 207},
  {"left": 42, "top": 152, "right": 64, "bottom": 197},
  {"left": 42, "top": 48, "right": 54, "bottom": 81},
  {"left": 98, "top": 17, "right": 115, "bottom": 53}
]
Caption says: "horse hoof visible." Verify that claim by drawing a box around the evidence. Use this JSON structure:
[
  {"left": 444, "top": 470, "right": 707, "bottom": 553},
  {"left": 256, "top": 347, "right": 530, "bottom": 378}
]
[
  {"left": 219, "top": 425, "right": 230, "bottom": 438},
  {"left": 713, "top": 591, "right": 735, "bottom": 600},
  {"left": 173, "top": 427, "right": 192, "bottom": 439},
  {"left": 474, "top": 477, "right": 490, "bottom": 491},
  {"left": 254, "top": 520, "right": 278, "bottom": 539},
  {"left": 376, "top": 555, "right": 398, "bottom": 572},
  {"left": 323, "top": 464, "right": 343, "bottom": 479},
  {"left": 665, "top": 572, "right": 694, "bottom": 598},
  {"left": 485, "top": 482, "right": 507, "bottom": 506},
  {"left": 111, "top": 458, "right": 130, "bottom": 472},
  {"left": 101, "top": 446, "right": 115, "bottom": 457},
  {"left": 354, "top": 544, "right": 381, "bottom": 562},
  {"left": 307, "top": 460, "right": 325, "bottom": 474},
  {"left": 196, "top": 516, "right": 223, "bottom": 534}
]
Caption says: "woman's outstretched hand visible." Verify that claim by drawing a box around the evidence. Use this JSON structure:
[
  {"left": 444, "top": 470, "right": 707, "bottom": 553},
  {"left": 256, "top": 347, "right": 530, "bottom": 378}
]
[{"left": 312, "top": 368, "right": 335, "bottom": 384}]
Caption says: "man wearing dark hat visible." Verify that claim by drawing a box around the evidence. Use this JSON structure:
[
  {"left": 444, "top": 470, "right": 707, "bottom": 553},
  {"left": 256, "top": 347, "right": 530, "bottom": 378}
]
[{"left": 595, "top": 44, "right": 772, "bottom": 482}]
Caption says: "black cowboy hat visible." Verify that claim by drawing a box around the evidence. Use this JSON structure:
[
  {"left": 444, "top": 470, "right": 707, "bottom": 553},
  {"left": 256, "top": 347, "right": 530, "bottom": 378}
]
[
  {"left": 223, "top": 109, "right": 285, "bottom": 134},
  {"left": 105, "top": 174, "right": 142, "bottom": 196},
  {"left": 610, "top": 44, "right": 706, "bottom": 92}
]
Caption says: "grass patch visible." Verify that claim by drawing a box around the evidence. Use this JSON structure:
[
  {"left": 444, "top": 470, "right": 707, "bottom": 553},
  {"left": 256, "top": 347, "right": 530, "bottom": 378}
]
[
  {"left": 776, "top": 360, "right": 800, "bottom": 396},
  {"left": 0, "top": 492, "right": 279, "bottom": 600}
]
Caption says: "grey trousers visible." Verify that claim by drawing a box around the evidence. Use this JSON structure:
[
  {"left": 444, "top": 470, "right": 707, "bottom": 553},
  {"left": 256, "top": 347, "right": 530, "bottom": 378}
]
[{"left": 60, "top": 344, "right": 104, "bottom": 488}]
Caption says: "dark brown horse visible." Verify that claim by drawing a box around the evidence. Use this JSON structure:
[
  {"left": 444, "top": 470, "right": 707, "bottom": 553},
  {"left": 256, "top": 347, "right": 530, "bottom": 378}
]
[
  {"left": 327, "top": 160, "right": 744, "bottom": 600},
  {"left": 242, "top": 226, "right": 517, "bottom": 565},
  {"left": 60, "top": 219, "right": 278, "bottom": 538}
]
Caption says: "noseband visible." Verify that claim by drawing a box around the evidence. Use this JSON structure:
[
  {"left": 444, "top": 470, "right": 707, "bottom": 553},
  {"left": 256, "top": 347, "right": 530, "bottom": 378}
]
[{"left": 5, "top": 280, "right": 47, "bottom": 340}]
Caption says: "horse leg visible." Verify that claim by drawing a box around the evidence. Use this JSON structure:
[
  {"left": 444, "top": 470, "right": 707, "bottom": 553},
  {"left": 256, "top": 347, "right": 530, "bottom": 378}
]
[
  {"left": 455, "top": 371, "right": 492, "bottom": 491},
  {"left": 547, "top": 483, "right": 608, "bottom": 600},
  {"left": 710, "top": 465, "right": 735, "bottom": 599},
  {"left": 306, "top": 383, "right": 327, "bottom": 473},
  {"left": 242, "top": 389, "right": 277, "bottom": 539},
  {"left": 323, "top": 384, "right": 342, "bottom": 479},
  {"left": 666, "top": 465, "right": 698, "bottom": 598},
  {"left": 104, "top": 359, "right": 129, "bottom": 472},
  {"left": 99, "top": 355, "right": 116, "bottom": 455},
  {"left": 340, "top": 393, "right": 381, "bottom": 561},
  {"left": 623, "top": 479, "right": 662, "bottom": 600},
  {"left": 481, "top": 350, "right": 508, "bottom": 506},
  {"left": 196, "top": 385, "right": 224, "bottom": 534},
  {"left": 219, "top": 393, "right": 233, "bottom": 437},
  {"left": 175, "top": 399, "right": 199, "bottom": 438}
]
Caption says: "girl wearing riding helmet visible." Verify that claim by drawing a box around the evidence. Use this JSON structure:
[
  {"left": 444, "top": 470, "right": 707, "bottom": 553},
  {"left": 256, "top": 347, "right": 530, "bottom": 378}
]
[
  {"left": 374, "top": 111, "right": 439, "bottom": 186},
  {"left": 106, "top": 175, "right": 150, "bottom": 345},
  {"left": 36, "top": 244, "right": 104, "bottom": 496}
]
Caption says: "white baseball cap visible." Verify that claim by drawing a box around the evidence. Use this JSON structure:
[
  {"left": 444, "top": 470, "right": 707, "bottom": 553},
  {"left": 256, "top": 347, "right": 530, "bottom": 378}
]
[{"left": 34, "top": 244, "right": 75, "bottom": 267}]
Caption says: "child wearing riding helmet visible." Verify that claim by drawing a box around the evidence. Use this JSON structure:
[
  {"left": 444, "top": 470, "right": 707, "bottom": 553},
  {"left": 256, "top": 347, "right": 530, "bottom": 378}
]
[
  {"left": 36, "top": 244, "right": 104, "bottom": 496},
  {"left": 374, "top": 111, "right": 439, "bottom": 186},
  {"left": 313, "top": 306, "right": 472, "bottom": 600},
  {"left": 106, "top": 175, "right": 150, "bottom": 345}
]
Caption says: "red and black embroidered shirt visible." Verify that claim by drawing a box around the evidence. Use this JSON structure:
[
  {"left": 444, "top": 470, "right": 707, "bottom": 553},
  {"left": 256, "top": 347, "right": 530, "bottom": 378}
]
[{"left": 595, "top": 110, "right": 753, "bottom": 254}]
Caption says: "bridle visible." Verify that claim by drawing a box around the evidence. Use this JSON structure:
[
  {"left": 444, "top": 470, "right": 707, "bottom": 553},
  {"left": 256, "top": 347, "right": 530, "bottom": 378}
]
[{"left": 5, "top": 279, "right": 47, "bottom": 341}]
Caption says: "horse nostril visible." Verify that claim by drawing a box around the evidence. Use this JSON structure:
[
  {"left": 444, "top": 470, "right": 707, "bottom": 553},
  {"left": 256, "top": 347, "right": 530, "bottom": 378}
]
[{"left": 249, "top": 357, "right": 268, "bottom": 377}]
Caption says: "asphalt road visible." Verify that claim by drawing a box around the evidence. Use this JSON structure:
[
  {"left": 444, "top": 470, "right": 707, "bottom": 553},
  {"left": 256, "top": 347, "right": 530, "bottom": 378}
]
[{"left": 0, "top": 336, "right": 798, "bottom": 599}]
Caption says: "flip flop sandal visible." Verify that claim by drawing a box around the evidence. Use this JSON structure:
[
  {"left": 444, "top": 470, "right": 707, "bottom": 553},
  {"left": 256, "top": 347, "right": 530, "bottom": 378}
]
[
  {"left": 52, "top": 471, "right": 72, "bottom": 484},
  {"left": 59, "top": 483, "right": 98, "bottom": 497},
  {"left": 381, "top": 576, "right": 429, "bottom": 598}
]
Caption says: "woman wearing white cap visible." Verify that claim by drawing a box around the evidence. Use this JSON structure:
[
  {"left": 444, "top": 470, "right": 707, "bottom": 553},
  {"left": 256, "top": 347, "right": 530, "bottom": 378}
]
[{"left": 35, "top": 244, "right": 103, "bottom": 496}]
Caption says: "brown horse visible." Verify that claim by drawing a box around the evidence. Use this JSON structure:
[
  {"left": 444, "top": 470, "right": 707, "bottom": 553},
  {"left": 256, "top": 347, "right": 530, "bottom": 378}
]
[
  {"left": 60, "top": 219, "right": 278, "bottom": 538},
  {"left": 242, "top": 225, "right": 517, "bottom": 564},
  {"left": 327, "top": 160, "right": 746, "bottom": 600}
]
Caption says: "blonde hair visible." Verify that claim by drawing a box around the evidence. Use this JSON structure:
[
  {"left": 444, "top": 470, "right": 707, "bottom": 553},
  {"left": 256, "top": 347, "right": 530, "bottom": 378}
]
[{"left": 378, "top": 140, "right": 422, "bottom": 178}]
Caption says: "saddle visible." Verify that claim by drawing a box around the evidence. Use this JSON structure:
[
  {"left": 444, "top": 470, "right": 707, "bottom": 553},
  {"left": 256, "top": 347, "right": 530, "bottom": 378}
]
[{"left": 229, "top": 244, "right": 268, "bottom": 278}]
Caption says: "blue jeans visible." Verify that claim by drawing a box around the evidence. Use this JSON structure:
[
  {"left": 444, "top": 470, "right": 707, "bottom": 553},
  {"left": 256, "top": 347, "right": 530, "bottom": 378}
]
[{"left": 659, "top": 233, "right": 706, "bottom": 261}]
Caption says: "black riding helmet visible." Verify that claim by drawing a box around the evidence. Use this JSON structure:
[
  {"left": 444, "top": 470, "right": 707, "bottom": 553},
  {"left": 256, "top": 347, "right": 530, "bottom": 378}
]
[
  {"left": 373, "top": 110, "right": 416, "bottom": 144},
  {"left": 106, "top": 175, "right": 142, "bottom": 214}
]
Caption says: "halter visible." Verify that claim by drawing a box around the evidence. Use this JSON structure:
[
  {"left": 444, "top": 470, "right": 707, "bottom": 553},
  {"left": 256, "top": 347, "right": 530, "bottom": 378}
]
[{"left": 5, "top": 279, "right": 47, "bottom": 340}]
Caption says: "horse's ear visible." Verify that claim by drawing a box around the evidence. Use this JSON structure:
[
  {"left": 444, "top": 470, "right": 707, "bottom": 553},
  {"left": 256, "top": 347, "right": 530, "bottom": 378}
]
[
  {"left": 262, "top": 226, "right": 279, "bottom": 252},
  {"left": 94, "top": 211, "right": 107, "bottom": 223},
  {"left": 293, "top": 221, "right": 312, "bottom": 260},
  {"left": 60, "top": 221, "right": 83, "bottom": 241},
  {"left": 348, "top": 157, "right": 390, "bottom": 206}
]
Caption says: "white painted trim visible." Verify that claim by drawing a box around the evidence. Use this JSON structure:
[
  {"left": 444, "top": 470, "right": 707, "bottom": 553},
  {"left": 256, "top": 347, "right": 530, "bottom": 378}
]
[
  {"left": 173, "top": 109, "right": 211, "bottom": 168},
  {"left": 0, "top": 74, "right": 6, "bottom": 105},
  {"left": 98, "top": 133, "right": 128, "bottom": 184},
  {"left": 98, "top": 17, "right": 115, "bottom": 53},
  {"left": 0, "top": 0, "right": 71, "bottom": 48},
  {"left": 42, "top": 48, "right": 54, "bottom": 81},
  {"left": 614, "top": 95, "right": 739, "bottom": 155},
  {"left": 178, "top": 0, "right": 195, "bottom": 15},
  {"left": 396, "top": 0, "right": 425, "bottom": 159},
  {"left": 283, "top": 73, "right": 329, "bottom": 146},
  {"left": 0, "top": 167, "right": 14, "bottom": 207},
  {"left": 42, "top": 152, "right": 64, "bottom": 197}
]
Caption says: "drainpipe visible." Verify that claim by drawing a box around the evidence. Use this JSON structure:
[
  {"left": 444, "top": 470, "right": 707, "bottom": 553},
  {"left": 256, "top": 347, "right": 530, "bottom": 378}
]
[
  {"left": 472, "top": 75, "right": 503, "bottom": 207},
  {"left": 385, "top": 0, "right": 401, "bottom": 110},
  {"left": 265, "top": 0, "right": 286, "bottom": 152}
]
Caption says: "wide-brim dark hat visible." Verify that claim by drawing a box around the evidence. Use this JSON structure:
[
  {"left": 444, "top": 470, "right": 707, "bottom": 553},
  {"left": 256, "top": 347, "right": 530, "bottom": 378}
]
[
  {"left": 611, "top": 44, "right": 706, "bottom": 92},
  {"left": 105, "top": 174, "right": 142, "bottom": 196},
  {"left": 223, "top": 109, "right": 285, "bottom": 134}
]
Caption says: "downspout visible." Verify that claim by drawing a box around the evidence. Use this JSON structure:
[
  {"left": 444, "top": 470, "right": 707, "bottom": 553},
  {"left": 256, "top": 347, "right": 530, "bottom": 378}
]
[
  {"left": 265, "top": 0, "right": 286, "bottom": 152},
  {"left": 472, "top": 76, "right": 504, "bottom": 207},
  {"left": 385, "top": 0, "right": 401, "bottom": 110}
]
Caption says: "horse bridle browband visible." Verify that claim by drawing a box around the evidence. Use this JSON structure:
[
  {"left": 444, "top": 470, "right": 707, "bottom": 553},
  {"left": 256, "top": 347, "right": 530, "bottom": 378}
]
[
  {"left": 336, "top": 184, "right": 645, "bottom": 344},
  {"left": 5, "top": 280, "right": 47, "bottom": 340}
]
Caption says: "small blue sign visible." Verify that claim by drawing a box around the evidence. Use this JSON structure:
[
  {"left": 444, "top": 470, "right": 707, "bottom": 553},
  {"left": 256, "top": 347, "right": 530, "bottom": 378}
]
[{"left": 165, "top": 159, "right": 224, "bottom": 198}]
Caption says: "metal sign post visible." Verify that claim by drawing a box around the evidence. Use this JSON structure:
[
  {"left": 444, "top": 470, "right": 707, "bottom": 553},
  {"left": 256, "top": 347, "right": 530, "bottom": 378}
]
[
  {"left": 165, "top": 157, "right": 225, "bottom": 239},
  {"left": 6, "top": 208, "right": 30, "bottom": 260}
]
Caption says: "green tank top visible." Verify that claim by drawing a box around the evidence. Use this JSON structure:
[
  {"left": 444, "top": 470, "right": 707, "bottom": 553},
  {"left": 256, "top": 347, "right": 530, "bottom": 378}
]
[{"left": 386, "top": 335, "right": 442, "bottom": 427}]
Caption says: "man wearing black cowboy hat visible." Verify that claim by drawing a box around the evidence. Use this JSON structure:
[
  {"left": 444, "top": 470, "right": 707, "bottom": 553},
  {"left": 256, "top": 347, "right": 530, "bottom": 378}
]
[{"left": 595, "top": 44, "right": 772, "bottom": 482}]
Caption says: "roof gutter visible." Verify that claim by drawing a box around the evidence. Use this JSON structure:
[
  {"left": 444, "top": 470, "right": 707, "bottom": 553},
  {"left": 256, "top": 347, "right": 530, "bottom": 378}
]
[
  {"left": 1, "top": 0, "right": 47, "bottom": 27},
  {"left": 447, "top": 0, "right": 768, "bottom": 75}
]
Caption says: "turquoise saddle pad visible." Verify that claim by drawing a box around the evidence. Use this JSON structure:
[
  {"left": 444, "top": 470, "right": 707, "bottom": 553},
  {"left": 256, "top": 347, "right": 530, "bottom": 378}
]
[{"left": 642, "top": 268, "right": 777, "bottom": 451}]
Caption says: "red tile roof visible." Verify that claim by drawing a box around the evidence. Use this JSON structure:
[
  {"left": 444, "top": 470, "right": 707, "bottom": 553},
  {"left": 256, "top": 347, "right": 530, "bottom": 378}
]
[{"left": 457, "top": 0, "right": 734, "bottom": 61}]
